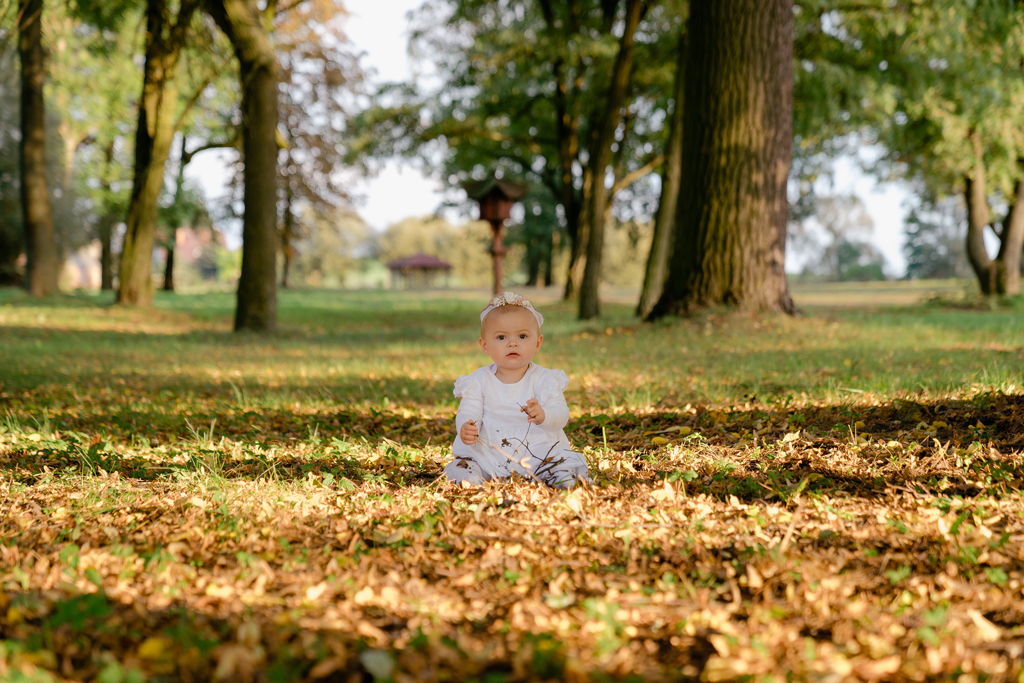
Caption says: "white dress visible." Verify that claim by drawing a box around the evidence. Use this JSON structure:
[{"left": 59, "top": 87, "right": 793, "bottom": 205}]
[{"left": 443, "top": 364, "right": 591, "bottom": 488}]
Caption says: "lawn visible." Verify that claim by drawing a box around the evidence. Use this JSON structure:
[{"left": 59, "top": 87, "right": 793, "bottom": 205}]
[{"left": 1, "top": 285, "right": 1022, "bottom": 681}]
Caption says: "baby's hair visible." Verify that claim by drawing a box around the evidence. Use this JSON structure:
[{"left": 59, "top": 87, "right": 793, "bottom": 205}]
[
  {"left": 479, "top": 291, "right": 545, "bottom": 328},
  {"left": 479, "top": 303, "right": 542, "bottom": 335}
]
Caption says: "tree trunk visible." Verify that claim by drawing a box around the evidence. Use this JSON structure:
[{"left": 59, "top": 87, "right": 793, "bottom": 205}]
[
  {"left": 543, "top": 229, "right": 555, "bottom": 287},
  {"left": 637, "top": 31, "right": 686, "bottom": 318},
  {"left": 117, "top": 0, "right": 198, "bottom": 306},
  {"left": 162, "top": 136, "right": 189, "bottom": 293},
  {"left": 578, "top": 0, "right": 646, "bottom": 320},
  {"left": 649, "top": 0, "right": 796, "bottom": 319},
  {"left": 964, "top": 131, "right": 997, "bottom": 295},
  {"left": 995, "top": 168, "right": 1024, "bottom": 295},
  {"left": 540, "top": 0, "right": 585, "bottom": 301},
  {"left": 18, "top": 0, "right": 60, "bottom": 296},
  {"left": 97, "top": 139, "right": 118, "bottom": 291},
  {"left": 206, "top": 0, "right": 279, "bottom": 332},
  {"left": 279, "top": 159, "right": 295, "bottom": 289},
  {"left": 99, "top": 214, "right": 116, "bottom": 291}
]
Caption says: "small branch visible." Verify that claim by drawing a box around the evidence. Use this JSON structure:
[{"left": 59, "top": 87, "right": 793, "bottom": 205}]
[
  {"left": 611, "top": 153, "right": 663, "bottom": 195},
  {"left": 182, "top": 136, "right": 239, "bottom": 165}
]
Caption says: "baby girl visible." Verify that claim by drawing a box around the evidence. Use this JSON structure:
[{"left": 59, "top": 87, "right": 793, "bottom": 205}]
[{"left": 443, "top": 292, "right": 591, "bottom": 489}]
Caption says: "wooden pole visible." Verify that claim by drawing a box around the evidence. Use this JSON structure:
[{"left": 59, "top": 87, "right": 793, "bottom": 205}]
[{"left": 489, "top": 219, "right": 506, "bottom": 295}]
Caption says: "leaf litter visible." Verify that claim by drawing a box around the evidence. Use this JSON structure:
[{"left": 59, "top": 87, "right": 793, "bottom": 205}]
[{"left": 1, "top": 296, "right": 1023, "bottom": 681}]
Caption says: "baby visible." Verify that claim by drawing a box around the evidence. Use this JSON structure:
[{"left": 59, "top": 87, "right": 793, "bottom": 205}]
[{"left": 443, "top": 292, "right": 591, "bottom": 489}]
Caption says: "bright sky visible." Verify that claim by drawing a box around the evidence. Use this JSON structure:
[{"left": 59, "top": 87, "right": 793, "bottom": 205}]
[
  {"left": 196, "top": 0, "right": 910, "bottom": 273},
  {"left": 343, "top": 0, "right": 447, "bottom": 231}
]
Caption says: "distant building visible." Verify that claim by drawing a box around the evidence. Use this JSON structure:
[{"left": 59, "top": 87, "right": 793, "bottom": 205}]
[{"left": 386, "top": 252, "right": 452, "bottom": 289}]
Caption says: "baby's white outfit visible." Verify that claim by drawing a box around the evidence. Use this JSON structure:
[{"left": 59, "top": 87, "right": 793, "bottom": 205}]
[{"left": 444, "top": 363, "right": 591, "bottom": 489}]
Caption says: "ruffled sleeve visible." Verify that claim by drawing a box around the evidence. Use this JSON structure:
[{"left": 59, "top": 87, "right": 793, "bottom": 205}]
[
  {"left": 454, "top": 372, "right": 484, "bottom": 437},
  {"left": 535, "top": 368, "right": 570, "bottom": 431}
]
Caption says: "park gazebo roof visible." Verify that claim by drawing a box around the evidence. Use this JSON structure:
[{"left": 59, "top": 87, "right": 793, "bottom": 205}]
[{"left": 386, "top": 252, "right": 453, "bottom": 272}]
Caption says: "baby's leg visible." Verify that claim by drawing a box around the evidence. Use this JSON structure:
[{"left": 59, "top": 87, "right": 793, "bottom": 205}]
[{"left": 443, "top": 456, "right": 490, "bottom": 486}]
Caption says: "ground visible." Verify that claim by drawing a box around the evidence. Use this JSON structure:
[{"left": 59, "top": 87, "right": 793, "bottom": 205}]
[{"left": 0, "top": 283, "right": 1022, "bottom": 681}]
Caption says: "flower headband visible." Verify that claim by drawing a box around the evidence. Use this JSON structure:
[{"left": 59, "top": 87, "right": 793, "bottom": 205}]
[{"left": 479, "top": 291, "right": 544, "bottom": 327}]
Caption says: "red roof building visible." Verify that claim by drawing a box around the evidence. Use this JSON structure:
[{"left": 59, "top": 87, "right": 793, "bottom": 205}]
[{"left": 386, "top": 252, "right": 453, "bottom": 289}]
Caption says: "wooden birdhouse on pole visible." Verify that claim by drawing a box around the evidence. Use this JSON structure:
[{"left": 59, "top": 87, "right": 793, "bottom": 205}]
[{"left": 463, "top": 176, "right": 527, "bottom": 295}]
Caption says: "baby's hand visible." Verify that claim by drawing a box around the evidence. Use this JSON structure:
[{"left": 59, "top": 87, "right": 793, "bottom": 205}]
[
  {"left": 460, "top": 419, "right": 480, "bottom": 444},
  {"left": 523, "top": 399, "right": 545, "bottom": 425}
]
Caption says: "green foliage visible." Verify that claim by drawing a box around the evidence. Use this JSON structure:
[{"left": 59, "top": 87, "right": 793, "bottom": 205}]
[{"left": 350, "top": 0, "right": 684, "bottom": 284}]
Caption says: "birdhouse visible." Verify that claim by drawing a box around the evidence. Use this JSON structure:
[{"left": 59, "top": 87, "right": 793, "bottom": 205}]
[{"left": 463, "top": 177, "right": 527, "bottom": 224}]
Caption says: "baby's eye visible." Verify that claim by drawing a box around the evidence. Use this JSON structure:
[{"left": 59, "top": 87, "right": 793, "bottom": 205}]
[
  {"left": 519, "top": 334, "right": 528, "bottom": 339},
  {"left": 497, "top": 334, "right": 506, "bottom": 341}
]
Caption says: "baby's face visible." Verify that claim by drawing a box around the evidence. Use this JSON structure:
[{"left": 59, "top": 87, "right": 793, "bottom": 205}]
[{"left": 479, "top": 308, "right": 543, "bottom": 375}]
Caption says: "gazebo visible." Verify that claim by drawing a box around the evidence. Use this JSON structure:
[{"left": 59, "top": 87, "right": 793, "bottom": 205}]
[{"left": 386, "top": 252, "right": 453, "bottom": 289}]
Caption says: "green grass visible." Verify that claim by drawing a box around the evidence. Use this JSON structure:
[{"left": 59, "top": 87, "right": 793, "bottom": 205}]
[{"left": 1, "top": 284, "right": 1022, "bottom": 681}]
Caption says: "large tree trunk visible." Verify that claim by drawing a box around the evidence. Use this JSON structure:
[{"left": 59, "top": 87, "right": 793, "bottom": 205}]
[
  {"left": 206, "top": 0, "right": 279, "bottom": 332},
  {"left": 649, "top": 0, "right": 795, "bottom": 319},
  {"left": 577, "top": 0, "right": 646, "bottom": 319},
  {"left": 637, "top": 31, "right": 686, "bottom": 318},
  {"left": 18, "top": 0, "right": 60, "bottom": 296},
  {"left": 117, "top": 0, "right": 198, "bottom": 306}
]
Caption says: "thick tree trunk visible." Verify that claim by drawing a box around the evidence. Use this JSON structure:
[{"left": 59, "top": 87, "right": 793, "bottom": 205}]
[
  {"left": 117, "top": 0, "right": 198, "bottom": 306},
  {"left": 637, "top": 31, "right": 686, "bottom": 318},
  {"left": 206, "top": 0, "right": 279, "bottom": 332},
  {"left": 18, "top": 0, "right": 60, "bottom": 296},
  {"left": 649, "top": 0, "right": 795, "bottom": 319}
]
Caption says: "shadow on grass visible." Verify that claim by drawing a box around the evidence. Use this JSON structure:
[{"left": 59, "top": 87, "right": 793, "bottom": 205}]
[{"left": 3, "top": 393, "right": 1022, "bottom": 501}]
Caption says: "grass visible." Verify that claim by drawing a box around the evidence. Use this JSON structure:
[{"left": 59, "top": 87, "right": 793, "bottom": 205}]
[{"left": 1, "top": 283, "right": 1022, "bottom": 681}]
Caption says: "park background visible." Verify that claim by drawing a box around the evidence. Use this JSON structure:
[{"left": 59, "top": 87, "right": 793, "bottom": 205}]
[{"left": 3, "top": 0, "right": 1024, "bottom": 681}]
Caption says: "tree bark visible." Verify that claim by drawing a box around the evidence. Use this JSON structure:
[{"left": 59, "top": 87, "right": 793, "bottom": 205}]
[
  {"left": 280, "top": 175, "right": 295, "bottom": 290},
  {"left": 18, "top": 0, "right": 60, "bottom": 296},
  {"left": 995, "top": 167, "right": 1024, "bottom": 295},
  {"left": 117, "top": 0, "right": 199, "bottom": 306},
  {"left": 578, "top": 0, "right": 646, "bottom": 319},
  {"left": 649, "top": 0, "right": 796, "bottom": 319},
  {"left": 162, "top": 136, "right": 189, "bottom": 293},
  {"left": 964, "top": 131, "right": 996, "bottom": 295},
  {"left": 97, "top": 139, "right": 118, "bottom": 291},
  {"left": 637, "top": 31, "right": 686, "bottom": 318},
  {"left": 206, "top": 0, "right": 279, "bottom": 332},
  {"left": 963, "top": 131, "right": 1024, "bottom": 297}
]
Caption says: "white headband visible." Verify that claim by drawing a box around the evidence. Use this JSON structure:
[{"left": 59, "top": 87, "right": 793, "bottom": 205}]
[{"left": 479, "top": 291, "right": 544, "bottom": 327}]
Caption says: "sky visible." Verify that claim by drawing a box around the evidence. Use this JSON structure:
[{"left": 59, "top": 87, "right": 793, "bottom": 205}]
[{"left": 195, "top": 0, "right": 911, "bottom": 274}]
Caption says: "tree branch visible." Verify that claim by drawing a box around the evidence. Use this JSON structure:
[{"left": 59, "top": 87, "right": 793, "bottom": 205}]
[
  {"left": 182, "top": 136, "right": 239, "bottom": 165},
  {"left": 611, "top": 153, "right": 663, "bottom": 195}
]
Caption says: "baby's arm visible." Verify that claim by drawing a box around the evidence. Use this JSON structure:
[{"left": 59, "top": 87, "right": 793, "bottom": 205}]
[
  {"left": 455, "top": 376, "right": 484, "bottom": 444},
  {"left": 534, "top": 370, "right": 570, "bottom": 430}
]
